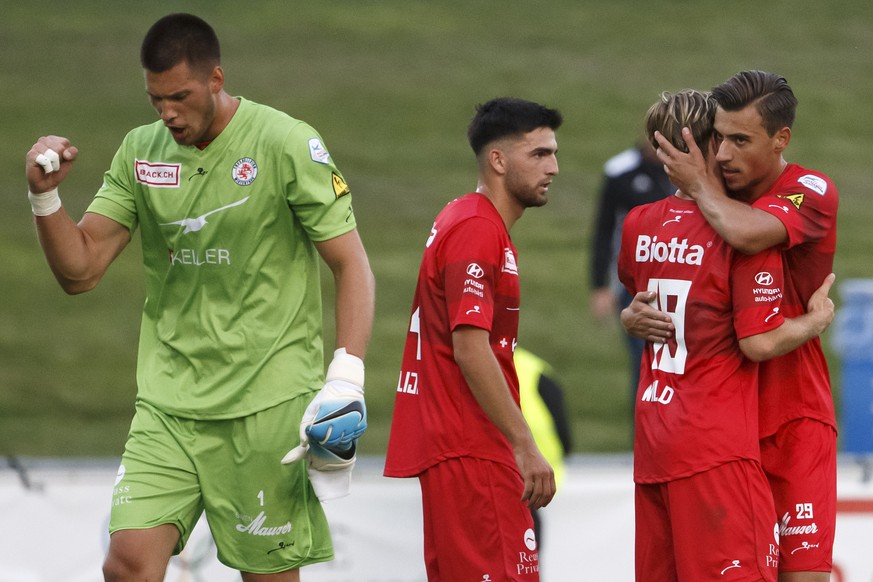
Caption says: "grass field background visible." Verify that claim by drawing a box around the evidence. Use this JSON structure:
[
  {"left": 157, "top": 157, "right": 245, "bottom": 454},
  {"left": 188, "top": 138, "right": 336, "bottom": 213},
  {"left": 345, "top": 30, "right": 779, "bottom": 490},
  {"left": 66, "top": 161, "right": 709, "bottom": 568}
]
[{"left": 2, "top": 0, "right": 871, "bottom": 457}]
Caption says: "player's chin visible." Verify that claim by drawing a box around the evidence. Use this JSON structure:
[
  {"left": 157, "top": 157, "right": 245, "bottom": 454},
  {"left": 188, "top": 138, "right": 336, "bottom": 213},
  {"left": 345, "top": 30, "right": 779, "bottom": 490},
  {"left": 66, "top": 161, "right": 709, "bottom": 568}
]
[
  {"left": 527, "top": 190, "right": 549, "bottom": 208},
  {"left": 721, "top": 171, "right": 743, "bottom": 189}
]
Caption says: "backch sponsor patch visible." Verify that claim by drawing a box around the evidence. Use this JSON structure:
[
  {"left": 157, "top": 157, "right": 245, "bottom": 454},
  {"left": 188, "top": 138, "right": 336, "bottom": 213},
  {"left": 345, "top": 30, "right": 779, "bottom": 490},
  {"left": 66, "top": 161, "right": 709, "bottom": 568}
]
[{"left": 135, "top": 160, "right": 180, "bottom": 187}]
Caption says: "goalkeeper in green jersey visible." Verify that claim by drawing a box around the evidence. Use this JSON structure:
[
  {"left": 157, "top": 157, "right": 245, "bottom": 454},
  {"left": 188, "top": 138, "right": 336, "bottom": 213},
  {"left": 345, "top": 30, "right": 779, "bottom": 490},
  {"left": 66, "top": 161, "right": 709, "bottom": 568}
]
[{"left": 24, "top": 13, "right": 375, "bottom": 581}]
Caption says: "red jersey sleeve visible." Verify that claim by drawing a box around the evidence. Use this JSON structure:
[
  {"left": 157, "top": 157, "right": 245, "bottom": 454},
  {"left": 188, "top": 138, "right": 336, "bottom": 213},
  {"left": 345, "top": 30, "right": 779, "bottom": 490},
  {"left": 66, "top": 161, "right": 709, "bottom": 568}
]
[
  {"left": 731, "top": 248, "right": 785, "bottom": 339},
  {"left": 752, "top": 167, "right": 837, "bottom": 250},
  {"left": 438, "top": 216, "right": 504, "bottom": 333}
]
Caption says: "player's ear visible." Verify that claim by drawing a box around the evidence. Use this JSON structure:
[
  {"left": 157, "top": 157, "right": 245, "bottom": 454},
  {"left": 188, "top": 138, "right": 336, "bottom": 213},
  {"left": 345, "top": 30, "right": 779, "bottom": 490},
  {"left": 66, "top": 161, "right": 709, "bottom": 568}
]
[
  {"left": 773, "top": 126, "right": 791, "bottom": 154},
  {"left": 487, "top": 147, "right": 507, "bottom": 175},
  {"left": 208, "top": 65, "right": 225, "bottom": 94}
]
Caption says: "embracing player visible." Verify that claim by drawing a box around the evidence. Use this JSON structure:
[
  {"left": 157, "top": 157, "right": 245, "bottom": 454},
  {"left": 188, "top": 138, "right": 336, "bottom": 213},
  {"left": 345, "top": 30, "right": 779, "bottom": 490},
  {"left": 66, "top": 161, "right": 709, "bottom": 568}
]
[
  {"left": 620, "top": 88, "right": 834, "bottom": 581},
  {"left": 627, "top": 71, "right": 839, "bottom": 581}
]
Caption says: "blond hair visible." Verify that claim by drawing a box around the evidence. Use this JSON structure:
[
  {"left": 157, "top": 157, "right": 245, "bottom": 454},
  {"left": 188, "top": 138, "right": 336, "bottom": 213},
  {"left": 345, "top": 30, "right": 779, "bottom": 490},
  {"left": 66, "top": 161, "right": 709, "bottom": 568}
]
[{"left": 645, "top": 89, "right": 716, "bottom": 157}]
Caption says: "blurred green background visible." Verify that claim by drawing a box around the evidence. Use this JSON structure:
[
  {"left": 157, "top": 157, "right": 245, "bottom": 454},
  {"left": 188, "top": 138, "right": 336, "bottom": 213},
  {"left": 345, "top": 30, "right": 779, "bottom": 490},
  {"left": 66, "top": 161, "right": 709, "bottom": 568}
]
[{"left": 2, "top": 0, "right": 871, "bottom": 458}]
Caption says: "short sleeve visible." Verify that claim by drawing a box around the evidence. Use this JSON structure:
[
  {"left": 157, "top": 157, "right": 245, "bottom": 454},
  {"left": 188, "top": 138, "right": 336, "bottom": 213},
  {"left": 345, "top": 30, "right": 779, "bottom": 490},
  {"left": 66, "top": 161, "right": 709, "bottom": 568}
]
[
  {"left": 282, "top": 122, "right": 356, "bottom": 242},
  {"left": 731, "top": 247, "right": 785, "bottom": 339},
  {"left": 751, "top": 173, "right": 837, "bottom": 250},
  {"left": 86, "top": 134, "right": 139, "bottom": 233},
  {"left": 439, "top": 217, "right": 505, "bottom": 333}
]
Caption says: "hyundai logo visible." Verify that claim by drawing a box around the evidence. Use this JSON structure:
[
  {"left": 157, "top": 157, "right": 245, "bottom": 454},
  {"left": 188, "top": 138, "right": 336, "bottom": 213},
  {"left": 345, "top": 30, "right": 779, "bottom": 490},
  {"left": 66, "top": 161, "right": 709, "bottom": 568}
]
[
  {"left": 755, "top": 272, "right": 774, "bottom": 286},
  {"left": 466, "top": 263, "right": 485, "bottom": 279}
]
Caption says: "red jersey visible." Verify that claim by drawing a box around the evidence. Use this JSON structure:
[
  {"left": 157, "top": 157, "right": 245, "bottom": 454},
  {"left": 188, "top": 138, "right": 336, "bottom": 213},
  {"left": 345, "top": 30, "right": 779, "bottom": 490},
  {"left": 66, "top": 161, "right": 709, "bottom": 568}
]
[
  {"left": 753, "top": 163, "right": 838, "bottom": 437},
  {"left": 618, "top": 196, "right": 786, "bottom": 483},
  {"left": 384, "top": 194, "right": 521, "bottom": 478}
]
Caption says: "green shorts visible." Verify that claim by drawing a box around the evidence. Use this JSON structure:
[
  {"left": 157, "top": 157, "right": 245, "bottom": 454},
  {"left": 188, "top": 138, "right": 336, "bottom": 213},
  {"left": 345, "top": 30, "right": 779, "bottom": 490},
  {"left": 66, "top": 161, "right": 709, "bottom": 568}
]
[{"left": 110, "top": 396, "right": 333, "bottom": 573}]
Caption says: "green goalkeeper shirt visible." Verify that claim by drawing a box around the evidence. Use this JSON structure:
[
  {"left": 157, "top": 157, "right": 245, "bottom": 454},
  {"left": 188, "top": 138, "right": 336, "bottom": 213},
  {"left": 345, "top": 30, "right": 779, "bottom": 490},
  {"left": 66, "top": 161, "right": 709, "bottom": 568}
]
[{"left": 87, "top": 98, "right": 356, "bottom": 419}]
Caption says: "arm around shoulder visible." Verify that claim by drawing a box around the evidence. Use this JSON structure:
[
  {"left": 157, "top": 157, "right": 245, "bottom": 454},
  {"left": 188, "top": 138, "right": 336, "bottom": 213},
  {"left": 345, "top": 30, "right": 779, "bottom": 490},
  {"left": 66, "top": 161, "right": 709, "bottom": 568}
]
[{"left": 695, "top": 192, "right": 789, "bottom": 254}]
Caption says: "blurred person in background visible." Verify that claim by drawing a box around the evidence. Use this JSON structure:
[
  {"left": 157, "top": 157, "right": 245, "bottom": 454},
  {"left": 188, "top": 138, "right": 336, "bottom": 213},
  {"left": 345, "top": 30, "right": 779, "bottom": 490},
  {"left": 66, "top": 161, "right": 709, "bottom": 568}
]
[{"left": 589, "top": 140, "right": 672, "bottom": 418}]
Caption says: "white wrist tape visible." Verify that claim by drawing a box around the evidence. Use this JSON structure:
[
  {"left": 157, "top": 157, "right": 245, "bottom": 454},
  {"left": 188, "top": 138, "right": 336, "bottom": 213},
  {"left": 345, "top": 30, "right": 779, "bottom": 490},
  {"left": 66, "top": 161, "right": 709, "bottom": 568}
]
[
  {"left": 28, "top": 188, "right": 62, "bottom": 216},
  {"left": 326, "top": 348, "right": 365, "bottom": 388}
]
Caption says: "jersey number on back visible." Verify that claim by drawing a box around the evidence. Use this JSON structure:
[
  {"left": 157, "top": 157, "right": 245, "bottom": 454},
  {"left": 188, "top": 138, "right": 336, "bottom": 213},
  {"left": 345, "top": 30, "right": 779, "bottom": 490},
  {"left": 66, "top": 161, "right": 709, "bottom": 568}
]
[{"left": 647, "top": 278, "right": 690, "bottom": 375}]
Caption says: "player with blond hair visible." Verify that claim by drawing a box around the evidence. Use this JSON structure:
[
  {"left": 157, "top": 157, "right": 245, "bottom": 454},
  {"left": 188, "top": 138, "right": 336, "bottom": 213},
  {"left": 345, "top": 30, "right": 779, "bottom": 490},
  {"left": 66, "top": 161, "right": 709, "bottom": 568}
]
[{"left": 619, "top": 89, "right": 834, "bottom": 581}]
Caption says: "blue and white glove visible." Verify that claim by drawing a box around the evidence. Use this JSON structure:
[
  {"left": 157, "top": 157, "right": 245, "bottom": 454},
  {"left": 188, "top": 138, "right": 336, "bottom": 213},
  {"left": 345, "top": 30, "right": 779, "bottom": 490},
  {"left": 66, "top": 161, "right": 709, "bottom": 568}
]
[{"left": 281, "top": 348, "right": 367, "bottom": 500}]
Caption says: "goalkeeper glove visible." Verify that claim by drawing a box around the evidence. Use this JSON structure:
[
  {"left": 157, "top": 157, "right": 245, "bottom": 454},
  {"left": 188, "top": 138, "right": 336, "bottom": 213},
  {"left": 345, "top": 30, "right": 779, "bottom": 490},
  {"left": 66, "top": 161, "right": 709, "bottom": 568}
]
[{"left": 281, "top": 348, "right": 367, "bottom": 500}]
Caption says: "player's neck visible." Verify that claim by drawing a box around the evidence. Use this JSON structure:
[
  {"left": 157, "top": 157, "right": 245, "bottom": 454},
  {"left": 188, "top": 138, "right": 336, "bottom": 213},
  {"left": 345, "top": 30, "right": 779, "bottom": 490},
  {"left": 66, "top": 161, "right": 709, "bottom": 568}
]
[
  {"left": 206, "top": 93, "right": 241, "bottom": 142},
  {"left": 474, "top": 184, "right": 521, "bottom": 231}
]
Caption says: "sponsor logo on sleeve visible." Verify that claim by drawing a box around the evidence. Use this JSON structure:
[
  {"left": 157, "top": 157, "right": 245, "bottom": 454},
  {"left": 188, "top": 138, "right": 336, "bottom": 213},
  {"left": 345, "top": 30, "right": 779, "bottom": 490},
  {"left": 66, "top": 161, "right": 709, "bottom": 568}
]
[
  {"left": 502, "top": 248, "right": 519, "bottom": 275},
  {"left": 135, "top": 160, "right": 181, "bottom": 187},
  {"left": 797, "top": 174, "right": 827, "bottom": 195},
  {"left": 466, "top": 263, "right": 484, "bottom": 279},
  {"left": 752, "top": 271, "right": 782, "bottom": 306},
  {"left": 753, "top": 271, "right": 783, "bottom": 303},
  {"left": 309, "top": 138, "right": 331, "bottom": 164},
  {"left": 332, "top": 172, "right": 350, "bottom": 198},
  {"left": 755, "top": 272, "right": 774, "bottom": 286},
  {"left": 779, "top": 193, "right": 804, "bottom": 210}
]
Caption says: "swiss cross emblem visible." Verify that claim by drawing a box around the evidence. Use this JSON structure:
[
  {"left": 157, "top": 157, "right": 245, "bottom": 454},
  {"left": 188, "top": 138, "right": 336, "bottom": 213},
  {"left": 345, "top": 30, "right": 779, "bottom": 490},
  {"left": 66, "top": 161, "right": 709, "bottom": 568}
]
[{"left": 232, "top": 157, "right": 258, "bottom": 186}]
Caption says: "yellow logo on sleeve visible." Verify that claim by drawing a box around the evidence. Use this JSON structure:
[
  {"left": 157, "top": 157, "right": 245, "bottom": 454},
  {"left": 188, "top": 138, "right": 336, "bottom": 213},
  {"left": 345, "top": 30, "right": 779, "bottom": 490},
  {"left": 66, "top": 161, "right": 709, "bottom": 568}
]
[
  {"left": 780, "top": 193, "right": 804, "bottom": 210},
  {"left": 332, "top": 173, "right": 350, "bottom": 198}
]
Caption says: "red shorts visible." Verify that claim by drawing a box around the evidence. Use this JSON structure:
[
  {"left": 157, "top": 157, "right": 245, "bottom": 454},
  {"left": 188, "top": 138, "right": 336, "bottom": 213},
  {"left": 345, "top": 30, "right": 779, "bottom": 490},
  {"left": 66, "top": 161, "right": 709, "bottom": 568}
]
[
  {"left": 635, "top": 459, "right": 779, "bottom": 581},
  {"left": 418, "top": 457, "right": 539, "bottom": 581},
  {"left": 760, "top": 418, "right": 837, "bottom": 573}
]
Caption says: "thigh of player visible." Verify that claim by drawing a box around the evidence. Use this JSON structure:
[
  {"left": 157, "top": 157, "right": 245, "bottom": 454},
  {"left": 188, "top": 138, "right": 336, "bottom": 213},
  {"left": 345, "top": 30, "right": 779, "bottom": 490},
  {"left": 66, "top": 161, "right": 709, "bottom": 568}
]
[
  {"left": 761, "top": 418, "right": 837, "bottom": 573},
  {"left": 419, "top": 456, "right": 539, "bottom": 581},
  {"left": 109, "top": 400, "right": 205, "bottom": 554},
  {"left": 195, "top": 396, "right": 335, "bottom": 574},
  {"left": 646, "top": 460, "right": 779, "bottom": 581}
]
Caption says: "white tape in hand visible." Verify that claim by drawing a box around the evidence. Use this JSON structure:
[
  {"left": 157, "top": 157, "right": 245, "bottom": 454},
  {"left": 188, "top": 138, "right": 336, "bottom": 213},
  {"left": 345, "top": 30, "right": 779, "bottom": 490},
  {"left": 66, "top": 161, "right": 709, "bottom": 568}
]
[{"left": 35, "top": 149, "right": 60, "bottom": 174}]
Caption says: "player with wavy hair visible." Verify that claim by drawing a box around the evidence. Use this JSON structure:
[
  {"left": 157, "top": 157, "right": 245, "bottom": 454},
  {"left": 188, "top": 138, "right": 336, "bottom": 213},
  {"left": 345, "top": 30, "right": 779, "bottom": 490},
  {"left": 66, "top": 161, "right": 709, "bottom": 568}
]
[
  {"left": 620, "top": 89, "right": 834, "bottom": 581},
  {"left": 629, "top": 71, "right": 840, "bottom": 581}
]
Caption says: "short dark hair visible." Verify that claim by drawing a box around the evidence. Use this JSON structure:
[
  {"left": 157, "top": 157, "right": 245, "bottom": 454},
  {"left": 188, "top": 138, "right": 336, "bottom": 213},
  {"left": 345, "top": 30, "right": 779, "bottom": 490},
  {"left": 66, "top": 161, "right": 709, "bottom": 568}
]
[
  {"left": 141, "top": 13, "right": 221, "bottom": 75},
  {"left": 712, "top": 70, "right": 797, "bottom": 136},
  {"left": 467, "top": 97, "right": 563, "bottom": 156}
]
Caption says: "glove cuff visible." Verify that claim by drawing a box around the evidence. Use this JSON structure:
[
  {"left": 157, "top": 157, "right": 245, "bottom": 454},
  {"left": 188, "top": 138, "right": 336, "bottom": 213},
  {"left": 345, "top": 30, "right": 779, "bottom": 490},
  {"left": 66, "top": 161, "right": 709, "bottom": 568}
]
[
  {"left": 326, "top": 347, "right": 365, "bottom": 388},
  {"left": 308, "top": 460, "right": 354, "bottom": 501}
]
